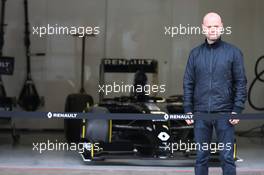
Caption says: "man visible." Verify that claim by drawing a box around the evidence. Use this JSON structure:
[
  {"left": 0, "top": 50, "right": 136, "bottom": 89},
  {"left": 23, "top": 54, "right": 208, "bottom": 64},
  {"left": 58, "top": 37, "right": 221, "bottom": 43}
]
[{"left": 183, "top": 12, "right": 247, "bottom": 175}]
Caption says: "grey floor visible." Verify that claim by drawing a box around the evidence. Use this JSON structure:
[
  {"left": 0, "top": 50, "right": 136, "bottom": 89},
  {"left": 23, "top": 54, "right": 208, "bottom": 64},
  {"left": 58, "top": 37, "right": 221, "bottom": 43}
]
[{"left": 0, "top": 131, "right": 263, "bottom": 175}]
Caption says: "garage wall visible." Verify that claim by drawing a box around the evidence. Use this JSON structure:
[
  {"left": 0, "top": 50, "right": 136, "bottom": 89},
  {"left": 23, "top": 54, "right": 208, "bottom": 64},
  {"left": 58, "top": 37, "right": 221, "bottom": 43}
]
[{"left": 1, "top": 0, "right": 263, "bottom": 130}]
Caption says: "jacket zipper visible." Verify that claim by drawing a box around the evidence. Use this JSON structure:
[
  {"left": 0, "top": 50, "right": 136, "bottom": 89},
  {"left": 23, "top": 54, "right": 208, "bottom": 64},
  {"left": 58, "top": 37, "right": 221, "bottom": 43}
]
[{"left": 208, "top": 48, "right": 213, "bottom": 113}]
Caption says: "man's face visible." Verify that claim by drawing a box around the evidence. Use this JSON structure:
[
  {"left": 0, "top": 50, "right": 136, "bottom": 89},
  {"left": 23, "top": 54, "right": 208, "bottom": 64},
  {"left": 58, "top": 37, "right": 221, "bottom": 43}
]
[{"left": 202, "top": 13, "right": 223, "bottom": 42}]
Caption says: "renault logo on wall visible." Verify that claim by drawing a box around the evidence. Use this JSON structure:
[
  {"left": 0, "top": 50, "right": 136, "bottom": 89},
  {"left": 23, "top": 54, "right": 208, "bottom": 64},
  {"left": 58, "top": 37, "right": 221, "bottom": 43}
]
[{"left": 158, "top": 132, "right": 170, "bottom": 141}]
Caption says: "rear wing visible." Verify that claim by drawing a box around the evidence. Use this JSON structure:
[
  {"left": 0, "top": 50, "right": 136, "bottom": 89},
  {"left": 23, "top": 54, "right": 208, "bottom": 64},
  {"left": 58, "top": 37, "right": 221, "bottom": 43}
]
[{"left": 99, "top": 58, "right": 158, "bottom": 102}]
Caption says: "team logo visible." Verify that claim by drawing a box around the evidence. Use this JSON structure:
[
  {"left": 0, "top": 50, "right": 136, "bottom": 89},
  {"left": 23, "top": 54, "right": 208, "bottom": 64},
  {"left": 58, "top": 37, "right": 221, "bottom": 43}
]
[
  {"left": 164, "top": 113, "right": 169, "bottom": 120},
  {"left": 47, "top": 112, "right": 52, "bottom": 118},
  {"left": 158, "top": 132, "right": 170, "bottom": 141}
]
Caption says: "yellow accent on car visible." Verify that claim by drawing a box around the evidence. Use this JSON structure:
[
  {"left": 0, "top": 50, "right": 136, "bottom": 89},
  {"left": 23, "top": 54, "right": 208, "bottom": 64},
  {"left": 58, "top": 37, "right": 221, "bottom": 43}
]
[
  {"left": 109, "top": 120, "right": 112, "bottom": 143},
  {"left": 82, "top": 119, "right": 86, "bottom": 139},
  {"left": 233, "top": 143, "right": 237, "bottom": 159},
  {"left": 91, "top": 144, "right": 94, "bottom": 159}
]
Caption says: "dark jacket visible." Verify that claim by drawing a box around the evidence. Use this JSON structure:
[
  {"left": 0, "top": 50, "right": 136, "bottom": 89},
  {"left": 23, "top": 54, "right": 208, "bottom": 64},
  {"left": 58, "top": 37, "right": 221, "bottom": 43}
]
[{"left": 183, "top": 39, "right": 247, "bottom": 114}]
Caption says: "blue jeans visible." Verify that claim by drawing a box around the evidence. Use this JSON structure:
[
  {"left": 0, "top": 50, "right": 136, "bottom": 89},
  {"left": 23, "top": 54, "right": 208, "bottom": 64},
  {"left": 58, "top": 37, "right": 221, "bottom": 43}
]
[{"left": 194, "top": 116, "right": 236, "bottom": 175}]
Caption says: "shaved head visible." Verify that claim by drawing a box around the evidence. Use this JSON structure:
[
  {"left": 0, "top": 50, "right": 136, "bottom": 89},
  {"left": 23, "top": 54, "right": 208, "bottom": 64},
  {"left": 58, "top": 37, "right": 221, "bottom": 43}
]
[
  {"left": 202, "top": 12, "right": 223, "bottom": 44},
  {"left": 203, "top": 12, "right": 222, "bottom": 25}
]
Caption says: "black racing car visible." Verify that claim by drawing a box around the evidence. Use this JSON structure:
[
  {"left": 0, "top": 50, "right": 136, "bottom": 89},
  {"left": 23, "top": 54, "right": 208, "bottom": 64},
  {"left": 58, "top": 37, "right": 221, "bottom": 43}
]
[{"left": 77, "top": 59, "right": 236, "bottom": 162}]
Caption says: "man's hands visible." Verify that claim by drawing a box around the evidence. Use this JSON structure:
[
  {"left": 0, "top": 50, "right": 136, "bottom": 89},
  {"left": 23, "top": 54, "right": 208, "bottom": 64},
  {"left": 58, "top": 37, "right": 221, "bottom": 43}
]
[
  {"left": 185, "top": 112, "right": 194, "bottom": 125},
  {"left": 185, "top": 112, "right": 239, "bottom": 125},
  {"left": 229, "top": 112, "right": 239, "bottom": 125}
]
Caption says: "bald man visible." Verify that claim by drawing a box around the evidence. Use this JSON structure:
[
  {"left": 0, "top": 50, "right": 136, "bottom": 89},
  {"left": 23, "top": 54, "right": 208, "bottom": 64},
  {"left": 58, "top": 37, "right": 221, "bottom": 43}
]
[{"left": 183, "top": 12, "right": 247, "bottom": 175}]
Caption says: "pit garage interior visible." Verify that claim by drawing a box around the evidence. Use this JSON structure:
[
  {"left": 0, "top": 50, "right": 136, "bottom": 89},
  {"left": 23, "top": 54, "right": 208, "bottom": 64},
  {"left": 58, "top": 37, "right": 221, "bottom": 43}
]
[{"left": 0, "top": 0, "right": 264, "bottom": 175}]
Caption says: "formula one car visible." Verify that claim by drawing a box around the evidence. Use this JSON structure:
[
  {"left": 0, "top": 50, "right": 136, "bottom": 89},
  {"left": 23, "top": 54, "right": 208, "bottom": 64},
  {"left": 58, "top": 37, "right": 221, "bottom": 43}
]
[{"left": 78, "top": 58, "right": 237, "bottom": 162}]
